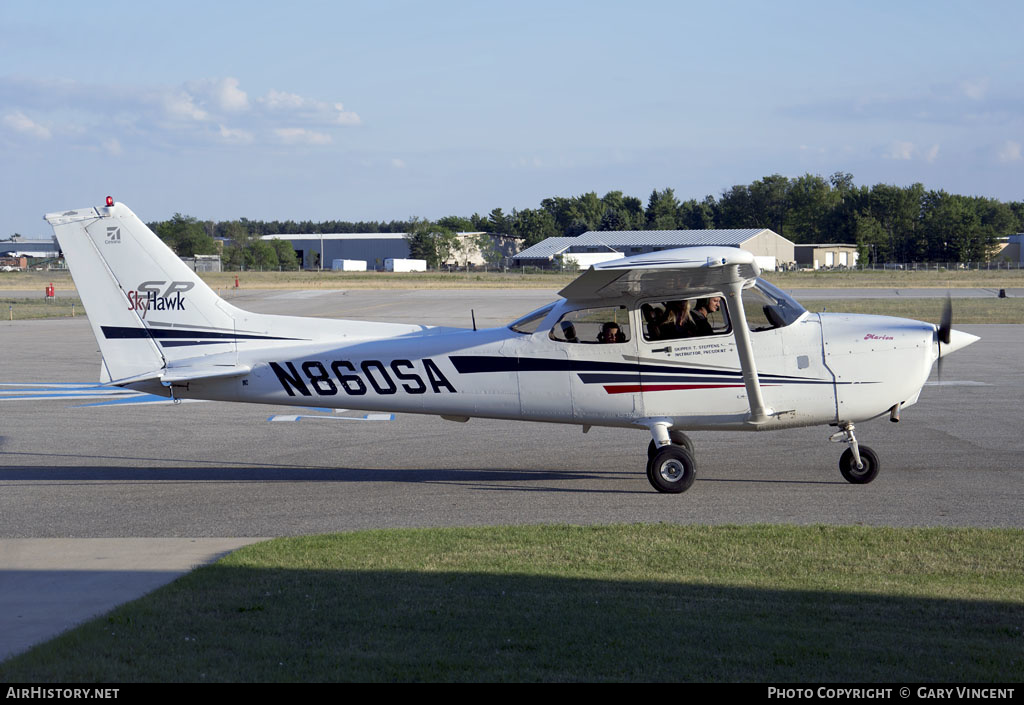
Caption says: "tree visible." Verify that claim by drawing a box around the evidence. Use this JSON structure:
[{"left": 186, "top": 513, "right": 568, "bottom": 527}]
[
  {"left": 854, "top": 214, "right": 887, "bottom": 265},
  {"left": 152, "top": 214, "right": 218, "bottom": 256},
  {"left": 645, "top": 188, "right": 680, "bottom": 229},
  {"left": 511, "top": 208, "right": 558, "bottom": 247},
  {"left": 404, "top": 217, "right": 458, "bottom": 268},
  {"left": 487, "top": 208, "right": 512, "bottom": 235},
  {"left": 785, "top": 173, "right": 839, "bottom": 243},
  {"left": 249, "top": 239, "right": 279, "bottom": 270},
  {"left": 269, "top": 238, "right": 300, "bottom": 270},
  {"left": 473, "top": 233, "right": 504, "bottom": 267}
]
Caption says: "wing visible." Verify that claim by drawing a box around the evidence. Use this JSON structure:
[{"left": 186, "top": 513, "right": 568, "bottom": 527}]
[{"left": 558, "top": 246, "right": 760, "bottom": 302}]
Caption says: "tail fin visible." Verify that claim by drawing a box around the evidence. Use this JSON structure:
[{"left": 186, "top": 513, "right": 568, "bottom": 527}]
[{"left": 45, "top": 200, "right": 239, "bottom": 383}]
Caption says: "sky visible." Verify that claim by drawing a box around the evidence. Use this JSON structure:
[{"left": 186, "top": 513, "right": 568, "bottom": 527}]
[{"left": 2, "top": 0, "right": 1022, "bottom": 236}]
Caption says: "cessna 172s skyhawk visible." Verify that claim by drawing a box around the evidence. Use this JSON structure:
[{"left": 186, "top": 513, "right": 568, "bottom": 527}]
[{"left": 45, "top": 199, "right": 979, "bottom": 493}]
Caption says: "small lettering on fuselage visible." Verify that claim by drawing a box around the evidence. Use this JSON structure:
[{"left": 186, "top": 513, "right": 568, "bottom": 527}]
[{"left": 269, "top": 359, "right": 457, "bottom": 397}]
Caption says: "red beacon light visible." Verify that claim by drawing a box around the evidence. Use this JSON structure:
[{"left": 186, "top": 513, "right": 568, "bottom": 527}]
[{"left": 105, "top": 196, "right": 114, "bottom": 207}]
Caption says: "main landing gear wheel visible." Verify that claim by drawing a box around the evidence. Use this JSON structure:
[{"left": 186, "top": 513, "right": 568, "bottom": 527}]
[
  {"left": 839, "top": 446, "right": 880, "bottom": 484},
  {"left": 646, "top": 446, "right": 697, "bottom": 494},
  {"left": 646, "top": 430, "right": 695, "bottom": 461}
]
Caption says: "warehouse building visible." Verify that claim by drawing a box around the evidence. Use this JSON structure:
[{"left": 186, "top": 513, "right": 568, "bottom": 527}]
[
  {"left": 512, "top": 229, "right": 795, "bottom": 271},
  {"left": 794, "top": 243, "right": 860, "bottom": 269},
  {"left": 259, "top": 232, "right": 509, "bottom": 269}
]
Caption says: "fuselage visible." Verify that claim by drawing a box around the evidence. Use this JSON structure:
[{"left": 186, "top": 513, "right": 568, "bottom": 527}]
[{"left": 148, "top": 284, "right": 946, "bottom": 434}]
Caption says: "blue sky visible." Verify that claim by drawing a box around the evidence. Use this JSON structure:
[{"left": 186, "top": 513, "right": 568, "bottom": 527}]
[{"left": 2, "top": 0, "right": 1022, "bottom": 235}]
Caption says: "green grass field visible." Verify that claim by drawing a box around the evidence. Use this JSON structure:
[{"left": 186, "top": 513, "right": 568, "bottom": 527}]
[
  {"left": 3, "top": 266, "right": 1024, "bottom": 292},
  {"left": 0, "top": 296, "right": 83, "bottom": 320},
  {"left": 1, "top": 525, "right": 1020, "bottom": 682}
]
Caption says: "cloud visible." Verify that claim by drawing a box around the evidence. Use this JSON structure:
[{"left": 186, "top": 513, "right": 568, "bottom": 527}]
[
  {"left": 218, "top": 123, "right": 254, "bottom": 144},
  {"left": 102, "top": 138, "right": 123, "bottom": 156},
  {"left": 391, "top": 158, "right": 406, "bottom": 168},
  {"left": 258, "top": 91, "right": 361, "bottom": 126},
  {"left": 0, "top": 76, "right": 359, "bottom": 150},
  {"left": 997, "top": 140, "right": 1021, "bottom": 163},
  {"left": 187, "top": 77, "right": 250, "bottom": 112},
  {"left": 885, "top": 141, "right": 915, "bottom": 160},
  {"left": 274, "top": 128, "right": 332, "bottom": 145},
  {"left": 3, "top": 110, "right": 51, "bottom": 139},
  {"left": 160, "top": 89, "right": 209, "bottom": 122},
  {"left": 960, "top": 78, "right": 989, "bottom": 101},
  {"left": 883, "top": 141, "right": 940, "bottom": 163}
]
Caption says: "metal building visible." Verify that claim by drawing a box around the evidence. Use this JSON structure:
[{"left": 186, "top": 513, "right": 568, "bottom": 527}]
[
  {"left": 260, "top": 234, "right": 410, "bottom": 270},
  {"left": 512, "top": 229, "right": 795, "bottom": 271}
]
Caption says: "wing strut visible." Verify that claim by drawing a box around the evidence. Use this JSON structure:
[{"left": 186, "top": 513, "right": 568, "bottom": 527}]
[{"left": 724, "top": 266, "right": 769, "bottom": 425}]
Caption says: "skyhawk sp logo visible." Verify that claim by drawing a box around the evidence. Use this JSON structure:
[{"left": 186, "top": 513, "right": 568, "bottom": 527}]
[{"left": 126, "top": 280, "right": 194, "bottom": 316}]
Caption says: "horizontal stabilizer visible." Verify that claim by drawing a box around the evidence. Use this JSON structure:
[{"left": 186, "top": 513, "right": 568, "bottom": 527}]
[{"left": 111, "top": 365, "right": 252, "bottom": 387}]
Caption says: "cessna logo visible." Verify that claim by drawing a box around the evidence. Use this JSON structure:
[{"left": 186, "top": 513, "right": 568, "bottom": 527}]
[
  {"left": 105, "top": 227, "right": 121, "bottom": 244},
  {"left": 270, "top": 359, "right": 457, "bottom": 397},
  {"left": 127, "top": 280, "right": 194, "bottom": 314}
]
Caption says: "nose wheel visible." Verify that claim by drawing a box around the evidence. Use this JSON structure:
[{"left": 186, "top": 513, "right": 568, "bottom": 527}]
[{"left": 831, "top": 423, "right": 880, "bottom": 484}]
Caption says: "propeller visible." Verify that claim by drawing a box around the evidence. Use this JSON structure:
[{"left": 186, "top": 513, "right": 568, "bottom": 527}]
[{"left": 936, "top": 294, "right": 952, "bottom": 382}]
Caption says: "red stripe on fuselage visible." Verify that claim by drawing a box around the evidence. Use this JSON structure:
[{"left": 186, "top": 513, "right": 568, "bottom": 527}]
[{"left": 603, "top": 383, "right": 747, "bottom": 394}]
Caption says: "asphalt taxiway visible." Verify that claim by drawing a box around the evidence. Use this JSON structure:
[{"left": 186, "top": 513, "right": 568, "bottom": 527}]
[{"left": 1, "top": 289, "right": 1022, "bottom": 661}]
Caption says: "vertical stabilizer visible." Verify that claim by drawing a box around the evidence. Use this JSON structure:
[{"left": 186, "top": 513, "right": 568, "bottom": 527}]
[{"left": 45, "top": 200, "right": 239, "bottom": 383}]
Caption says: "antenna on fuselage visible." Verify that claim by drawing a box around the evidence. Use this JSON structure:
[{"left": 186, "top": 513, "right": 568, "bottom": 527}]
[{"left": 471, "top": 309, "right": 477, "bottom": 331}]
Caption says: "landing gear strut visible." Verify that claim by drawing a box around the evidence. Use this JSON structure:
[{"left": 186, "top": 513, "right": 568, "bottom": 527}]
[{"left": 830, "top": 422, "right": 880, "bottom": 484}]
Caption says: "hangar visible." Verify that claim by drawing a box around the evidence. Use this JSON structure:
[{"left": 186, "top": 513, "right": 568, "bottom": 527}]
[
  {"left": 259, "top": 232, "right": 506, "bottom": 269},
  {"left": 512, "top": 229, "right": 795, "bottom": 271},
  {"left": 794, "top": 243, "right": 860, "bottom": 270},
  {"left": 259, "top": 233, "right": 411, "bottom": 270}
]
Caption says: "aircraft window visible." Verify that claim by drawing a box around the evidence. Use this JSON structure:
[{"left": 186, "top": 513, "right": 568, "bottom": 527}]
[
  {"left": 641, "top": 298, "right": 730, "bottom": 341},
  {"left": 741, "top": 279, "right": 807, "bottom": 331},
  {"left": 509, "top": 304, "right": 555, "bottom": 334},
  {"left": 549, "top": 305, "right": 631, "bottom": 344}
]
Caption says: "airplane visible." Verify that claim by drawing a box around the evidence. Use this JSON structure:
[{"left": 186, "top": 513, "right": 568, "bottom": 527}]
[{"left": 44, "top": 198, "right": 980, "bottom": 493}]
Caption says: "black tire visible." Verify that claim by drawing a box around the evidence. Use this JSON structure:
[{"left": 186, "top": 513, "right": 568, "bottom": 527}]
[
  {"left": 646, "top": 446, "right": 697, "bottom": 494},
  {"left": 646, "top": 430, "right": 695, "bottom": 460},
  {"left": 839, "top": 446, "right": 880, "bottom": 484}
]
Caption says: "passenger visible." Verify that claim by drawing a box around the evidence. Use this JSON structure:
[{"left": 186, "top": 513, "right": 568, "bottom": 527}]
[
  {"left": 598, "top": 321, "right": 625, "bottom": 344},
  {"left": 641, "top": 303, "right": 664, "bottom": 340},
  {"left": 661, "top": 300, "right": 691, "bottom": 339},
  {"left": 683, "top": 297, "right": 721, "bottom": 337}
]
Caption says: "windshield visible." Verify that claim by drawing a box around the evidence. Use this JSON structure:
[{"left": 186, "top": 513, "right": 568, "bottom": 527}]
[
  {"left": 741, "top": 279, "right": 806, "bottom": 331},
  {"left": 508, "top": 303, "right": 555, "bottom": 334}
]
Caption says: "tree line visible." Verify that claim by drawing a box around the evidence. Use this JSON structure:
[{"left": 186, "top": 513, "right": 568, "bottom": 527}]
[{"left": 147, "top": 173, "right": 1024, "bottom": 266}]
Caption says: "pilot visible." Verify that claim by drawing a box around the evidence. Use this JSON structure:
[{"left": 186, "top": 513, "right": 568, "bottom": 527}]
[
  {"left": 598, "top": 321, "right": 625, "bottom": 344},
  {"left": 683, "top": 297, "right": 721, "bottom": 337}
]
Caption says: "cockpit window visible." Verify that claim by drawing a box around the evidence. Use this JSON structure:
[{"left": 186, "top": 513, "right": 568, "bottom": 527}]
[
  {"left": 549, "top": 305, "right": 631, "bottom": 344},
  {"left": 508, "top": 304, "right": 555, "bottom": 334},
  {"left": 641, "top": 298, "right": 730, "bottom": 341},
  {"left": 741, "top": 279, "right": 806, "bottom": 331}
]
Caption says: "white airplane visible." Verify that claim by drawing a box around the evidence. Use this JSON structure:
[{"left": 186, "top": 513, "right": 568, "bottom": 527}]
[{"left": 45, "top": 199, "right": 979, "bottom": 493}]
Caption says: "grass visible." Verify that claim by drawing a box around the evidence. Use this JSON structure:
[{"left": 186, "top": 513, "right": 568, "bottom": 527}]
[
  {"left": 1, "top": 525, "right": 1021, "bottom": 682},
  {"left": 800, "top": 297, "right": 1024, "bottom": 324},
  {"left": 0, "top": 296, "right": 84, "bottom": 320},
  {"left": 3, "top": 266, "right": 1024, "bottom": 292},
  {"left": 765, "top": 267, "right": 1024, "bottom": 289}
]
